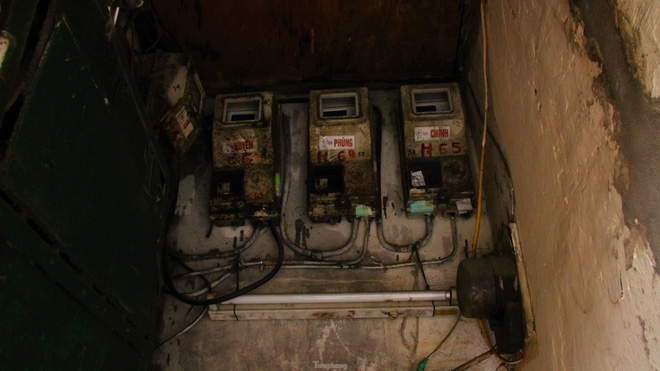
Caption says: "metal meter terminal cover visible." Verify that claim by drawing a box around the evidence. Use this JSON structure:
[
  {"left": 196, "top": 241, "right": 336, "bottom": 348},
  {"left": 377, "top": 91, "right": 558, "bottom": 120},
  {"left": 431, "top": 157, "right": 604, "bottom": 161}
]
[
  {"left": 210, "top": 92, "right": 280, "bottom": 225},
  {"left": 145, "top": 51, "right": 205, "bottom": 155},
  {"left": 308, "top": 88, "right": 378, "bottom": 223},
  {"left": 399, "top": 83, "right": 475, "bottom": 216}
]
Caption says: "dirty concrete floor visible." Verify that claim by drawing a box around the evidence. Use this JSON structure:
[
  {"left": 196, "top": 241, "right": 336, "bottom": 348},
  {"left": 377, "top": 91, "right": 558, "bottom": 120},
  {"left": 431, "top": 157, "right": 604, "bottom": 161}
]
[{"left": 152, "top": 91, "right": 504, "bottom": 371}]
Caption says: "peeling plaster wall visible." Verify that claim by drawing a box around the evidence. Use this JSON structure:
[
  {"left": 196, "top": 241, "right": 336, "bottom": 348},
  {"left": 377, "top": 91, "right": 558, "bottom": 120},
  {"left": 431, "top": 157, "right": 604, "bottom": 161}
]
[
  {"left": 616, "top": 0, "right": 660, "bottom": 98},
  {"left": 463, "top": 0, "right": 660, "bottom": 369}
]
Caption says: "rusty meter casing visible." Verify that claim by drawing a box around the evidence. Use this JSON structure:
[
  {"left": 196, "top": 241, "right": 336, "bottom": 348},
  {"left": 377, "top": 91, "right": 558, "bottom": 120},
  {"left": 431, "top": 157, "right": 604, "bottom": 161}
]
[
  {"left": 399, "top": 83, "right": 475, "bottom": 216},
  {"left": 308, "top": 88, "right": 378, "bottom": 223},
  {"left": 145, "top": 51, "right": 205, "bottom": 155},
  {"left": 210, "top": 92, "right": 279, "bottom": 225}
]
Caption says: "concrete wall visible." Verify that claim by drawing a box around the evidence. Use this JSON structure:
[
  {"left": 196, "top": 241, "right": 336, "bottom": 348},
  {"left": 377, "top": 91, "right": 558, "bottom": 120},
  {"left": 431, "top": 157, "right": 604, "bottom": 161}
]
[
  {"left": 462, "top": 0, "right": 660, "bottom": 369},
  {"left": 616, "top": 0, "right": 660, "bottom": 98}
]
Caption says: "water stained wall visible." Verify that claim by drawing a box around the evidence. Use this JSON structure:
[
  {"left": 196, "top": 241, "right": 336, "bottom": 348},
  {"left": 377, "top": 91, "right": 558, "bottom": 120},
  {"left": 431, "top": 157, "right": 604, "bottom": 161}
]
[{"left": 462, "top": 0, "right": 660, "bottom": 368}]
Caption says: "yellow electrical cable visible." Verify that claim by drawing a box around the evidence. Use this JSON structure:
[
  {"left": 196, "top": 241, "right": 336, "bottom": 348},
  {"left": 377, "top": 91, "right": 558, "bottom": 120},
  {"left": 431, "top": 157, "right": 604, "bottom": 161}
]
[
  {"left": 471, "top": 0, "right": 489, "bottom": 259},
  {"left": 473, "top": 3, "right": 524, "bottom": 365}
]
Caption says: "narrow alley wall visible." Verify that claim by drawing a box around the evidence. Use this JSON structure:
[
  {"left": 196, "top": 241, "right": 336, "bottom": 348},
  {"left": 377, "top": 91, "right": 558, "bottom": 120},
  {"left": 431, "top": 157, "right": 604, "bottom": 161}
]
[{"left": 463, "top": 0, "right": 660, "bottom": 369}]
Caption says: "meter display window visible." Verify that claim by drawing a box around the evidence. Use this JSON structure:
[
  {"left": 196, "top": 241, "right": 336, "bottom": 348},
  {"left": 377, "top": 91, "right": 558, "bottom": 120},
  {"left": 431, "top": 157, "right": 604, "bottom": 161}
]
[
  {"left": 412, "top": 89, "right": 452, "bottom": 114},
  {"left": 320, "top": 94, "right": 359, "bottom": 118},
  {"left": 224, "top": 98, "right": 262, "bottom": 123}
]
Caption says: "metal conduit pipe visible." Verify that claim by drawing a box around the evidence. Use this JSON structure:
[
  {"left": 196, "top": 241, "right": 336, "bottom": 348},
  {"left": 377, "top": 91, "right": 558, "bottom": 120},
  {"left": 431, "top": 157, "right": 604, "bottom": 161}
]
[
  {"left": 446, "top": 214, "right": 459, "bottom": 264},
  {"left": 221, "top": 290, "right": 452, "bottom": 305},
  {"left": 240, "top": 215, "right": 460, "bottom": 270},
  {"left": 240, "top": 219, "right": 371, "bottom": 269},
  {"left": 279, "top": 113, "right": 361, "bottom": 258},
  {"left": 366, "top": 213, "right": 457, "bottom": 268},
  {"left": 376, "top": 214, "right": 433, "bottom": 253},
  {"left": 176, "top": 265, "right": 233, "bottom": 278},
  {"left": 317, "top": 218, "right": 368, "bottom": 258},
  {"left": 174, "top": 226, "right": 267, "bottom": 261},
  {"left": 181, "top": 272, "right": 234, "bottom": 297},
  {"left": 279, "top": 217, "right": 361, "bottom": 259},
  {"left": 341, "top": 218, "right": 371, "bottom": 264}
]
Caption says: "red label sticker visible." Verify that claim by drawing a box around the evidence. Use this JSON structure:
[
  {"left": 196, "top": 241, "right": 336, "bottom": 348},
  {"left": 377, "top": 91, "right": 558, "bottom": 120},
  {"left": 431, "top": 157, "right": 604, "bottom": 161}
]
[{"left": 223, "top": 138, "right": 257, "bottom": 153}]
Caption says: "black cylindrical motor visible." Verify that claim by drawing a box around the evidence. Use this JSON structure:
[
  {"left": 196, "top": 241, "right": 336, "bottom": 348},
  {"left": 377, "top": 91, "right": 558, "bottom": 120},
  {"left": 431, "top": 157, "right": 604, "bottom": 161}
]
[{"left": 456, "top": 256, "right": 525, "bottom": 354}]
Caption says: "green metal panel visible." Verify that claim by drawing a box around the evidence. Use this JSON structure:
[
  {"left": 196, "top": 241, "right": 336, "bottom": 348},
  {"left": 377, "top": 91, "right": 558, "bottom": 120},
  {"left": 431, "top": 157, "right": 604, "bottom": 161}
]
[
  {"left": 0, "top": 198, "right": 153, "bottom": 357},
  {"left": 55, "top": 0, "right": 172, "bottom": 193},
  {"left": 0, "top": 238, "right": 146, "bottom": 371},
  {"left": 1, "top": 21, "right": 161, "bottom": 335},
  {"left": 0, "top": 0, "right": 173, "bottom": 368}
]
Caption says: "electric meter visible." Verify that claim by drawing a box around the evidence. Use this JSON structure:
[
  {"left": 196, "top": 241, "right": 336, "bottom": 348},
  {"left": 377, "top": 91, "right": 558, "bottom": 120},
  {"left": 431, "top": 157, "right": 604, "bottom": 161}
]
[
  {"left": 308, "top": 88, "right": 378, "bottom": 223},
  {"left": 399, "top": 83, "right": 475, "bottom": 216},
  {"left": 210, "top": 92, "right": 279, "bottom": 225}
]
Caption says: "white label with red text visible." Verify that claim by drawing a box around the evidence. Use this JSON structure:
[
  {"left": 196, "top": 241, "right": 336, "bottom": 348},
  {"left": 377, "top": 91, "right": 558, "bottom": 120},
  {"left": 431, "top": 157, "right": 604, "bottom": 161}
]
[
  {"left": 175, "top": 107, "right": 194, "bottom": 138},
  {"left": 319, "top": 135, "right": 355, "bottom": 150},
  {"left": 223, "top": 138, "right": 258, "bottom": 153},
  {"left": 414, "top": 126, "right": 450, "bottom": 141}
]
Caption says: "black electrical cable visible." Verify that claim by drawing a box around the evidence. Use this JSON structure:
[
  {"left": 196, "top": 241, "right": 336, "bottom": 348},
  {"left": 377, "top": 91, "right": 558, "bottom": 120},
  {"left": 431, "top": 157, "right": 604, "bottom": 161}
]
[
  {"left": 234, "top": 244, "right": 240, "bottom": 291},
  {"left": 449, "top": 345, "right": 523, "bottom": 371},
  {"left": 412, "top": 241, "right": 435, "bottom": 314},
  {"left": 162, "top": 221, "right": 284, "bottom": 306},
  {"left": 233, "top": 248, "right": 240, "bottom": 321},
  {"left": 145, "top": 0, "right": 184, "bottom": 53},
  {"left": 412, "top": 244, "right": 430, "bottom": 291},
  {"left": 417, "top": 312, "right": 462, "bottom": 370},
  {"left": 463, "top": 75, "right": 515, "bottom": 204},
  {"left": 167, "top": 251, "right": 213, "bottom": 292},
  {"left": 449, "top": 348, "right": 495, "bottom": 371}
]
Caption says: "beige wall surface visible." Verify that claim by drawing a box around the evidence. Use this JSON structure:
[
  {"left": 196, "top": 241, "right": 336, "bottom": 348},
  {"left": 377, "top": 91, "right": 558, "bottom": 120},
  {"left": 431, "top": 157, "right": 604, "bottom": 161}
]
[{"left": 466, "top": 0, "right": 660, "bottom": 369}]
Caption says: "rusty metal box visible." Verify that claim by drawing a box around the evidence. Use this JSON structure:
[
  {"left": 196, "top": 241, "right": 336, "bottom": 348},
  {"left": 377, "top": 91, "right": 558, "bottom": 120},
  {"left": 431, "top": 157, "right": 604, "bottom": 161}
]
[
  {"left": 308, "top": 88, "right": 378, "bottom": 222},
  {"left": 145, "top": 51, "right": 205, "bottom": 155},
  {"left": 210, "top": 92, "right": 279, "bottom": 225},
  {"left": 399, "top": 83, "right": 475, "bottom": 215}
]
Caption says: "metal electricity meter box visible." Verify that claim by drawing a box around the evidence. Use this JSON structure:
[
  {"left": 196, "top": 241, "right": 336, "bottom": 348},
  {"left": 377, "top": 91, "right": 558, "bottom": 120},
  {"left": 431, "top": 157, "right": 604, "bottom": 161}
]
[
  {"left": 145, "top": 51, "right": 205, "bottom": 155},
  {"left": 209, "top": 92, "right": 279, "bottom": 225},
  {"left": 308, "top": 87, "right": 378, "bottom": 222},
  {"left": 399, "top": 83, "right": 475, "bottom": 216}
]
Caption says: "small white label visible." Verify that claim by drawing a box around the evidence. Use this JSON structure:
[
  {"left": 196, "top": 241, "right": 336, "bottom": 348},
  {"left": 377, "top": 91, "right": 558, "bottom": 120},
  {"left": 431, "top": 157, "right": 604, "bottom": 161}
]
[
  {"left": 414, "top": 126, "right": 450, "bottom": 141},
  {"left": 167, "top": 66, "right": 187, "bottom": 105},
  {"left": 319, "top": 135, "right": 355, "bottom": 150},
  {"left": 411, "top": 170, "right": 426, "bottom": 187},
  {"left": 175, "top": 107, "right": 194, "bottom": 138},
  {"left": 223, "top": 138, "right": 258, "bottom": 153},
  {"left": 456, "top": 198, "right": 473, "bottom": 214}
]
